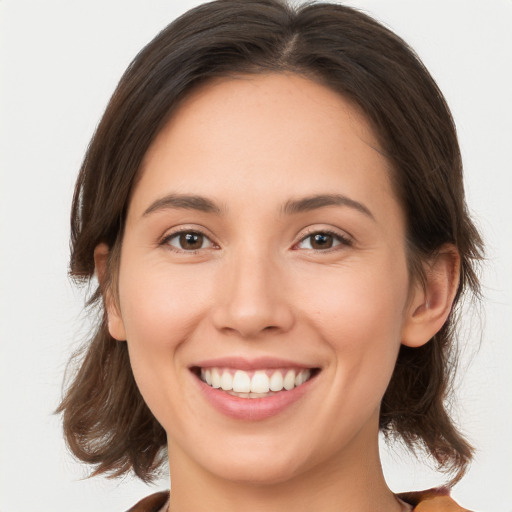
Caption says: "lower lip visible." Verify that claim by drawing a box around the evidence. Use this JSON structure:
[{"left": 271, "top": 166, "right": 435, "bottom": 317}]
[{"left": 194, "top": 373, "right": 316, "bottom": 421}]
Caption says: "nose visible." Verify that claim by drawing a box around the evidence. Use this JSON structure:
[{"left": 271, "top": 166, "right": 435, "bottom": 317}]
[{"left": 211, "top": 248, "right": 295, "bottom": 339}]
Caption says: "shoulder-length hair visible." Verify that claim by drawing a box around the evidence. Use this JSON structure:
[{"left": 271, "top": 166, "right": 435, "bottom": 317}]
[{"left": 57, "top": 0, "right": 483, "bottom": 485}]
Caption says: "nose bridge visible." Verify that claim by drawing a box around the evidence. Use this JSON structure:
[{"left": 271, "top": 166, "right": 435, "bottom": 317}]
[{"left": 212, "top": 241, "right": 294, "bottom": 337}]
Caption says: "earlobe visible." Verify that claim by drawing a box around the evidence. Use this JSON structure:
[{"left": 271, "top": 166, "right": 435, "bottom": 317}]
[
  {"left": 401, "top": 245, "right": 460, "bottom": 348},
  {"left": 94, "top": 243, "right": 127, "bottom": 341}
]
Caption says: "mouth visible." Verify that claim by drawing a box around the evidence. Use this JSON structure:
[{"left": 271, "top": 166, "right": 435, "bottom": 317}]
[
  {"left": 191, "top": 366, "right": 320, "bottom": 399},
  {"left": 190, "top": 360, "right": 321, "bottom": 420}
]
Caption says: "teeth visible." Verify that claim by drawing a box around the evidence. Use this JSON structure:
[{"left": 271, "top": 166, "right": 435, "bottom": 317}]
[
  {"left": 211, "top": 368, "right": 221, "bottom": 389},
  {"left": 220, "top": 371, "right": 233, "bottom": 391},
  {"left": 283, "top": 370, "right": 295, "bottom": 390},
  {"left": 228, "top": 391, "right": 277, "bottom": 399},
  {"left": 269, "top": 371, "right": 284, "bottom": 391},
  {"left": 232, "top": 370, "right": 251, "bottom": 393},
  {"left": 251, "top": 371, "right": 270, "bottom": 393},
  {"left": 295, "top": 369, "right": 311, "bottom": 386},
  {"left": 200, "top": 367, "right": 313, "bottom": 394}
]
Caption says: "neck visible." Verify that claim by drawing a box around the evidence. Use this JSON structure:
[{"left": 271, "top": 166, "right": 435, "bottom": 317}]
[{"left": 166, "top": 432, "right": 403, "bottom": 512}]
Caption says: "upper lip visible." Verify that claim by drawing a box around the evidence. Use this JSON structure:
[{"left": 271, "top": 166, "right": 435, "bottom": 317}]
[{"left": 191, "top": 356, "right": 317, "bottom": 371}]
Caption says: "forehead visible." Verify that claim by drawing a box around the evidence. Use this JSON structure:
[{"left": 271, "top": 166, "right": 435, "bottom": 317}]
[
  {"left": 143, "top": 72, "right": 381, "bottom": 167},
  {"left": 132, "top": 73, "right": 398, "bottom": 221}
]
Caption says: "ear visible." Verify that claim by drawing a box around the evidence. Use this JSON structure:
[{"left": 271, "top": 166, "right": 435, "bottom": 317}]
[
  {"left": 401, "top": 245, "right": 460, "bottom": 348},
  {"left": 94, "top": 243, "right": 127, "bottom": 341}
]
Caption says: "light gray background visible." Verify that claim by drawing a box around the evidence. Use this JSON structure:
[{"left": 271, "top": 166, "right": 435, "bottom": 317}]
[{"left": 1, "top": 1, "right": 511, "bottom": 511}]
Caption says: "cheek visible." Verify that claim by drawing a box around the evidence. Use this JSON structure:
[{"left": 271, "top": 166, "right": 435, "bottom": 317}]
[
  {"left": 116, "top": 260, "right": 216, "bottom": 429},
  {"left": 300, "top": 263, "right": 408, "bottom": 338},
  {"left": 119, "top": 261, "right": 210, "bottom": 347},
  {"left": 116, "top": 260, "right": 210, "bottom": 385},
  {"left": 294, "top": 257, "right": 410, "bottom": 385}
]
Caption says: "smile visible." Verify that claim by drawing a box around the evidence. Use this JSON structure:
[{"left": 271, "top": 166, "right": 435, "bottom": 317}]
[
  {"left": 191, "top": 359, "right": 320, "bottom": 420},
  {"left": 199, "top": 367, "right": 313, "bottom": 397}
]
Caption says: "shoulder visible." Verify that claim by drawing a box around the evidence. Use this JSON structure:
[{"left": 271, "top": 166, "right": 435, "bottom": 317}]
[
  {"left": 125, "top": 491, "right": 169, "bottom": 512},
  {"left": 398, "top": 487, "right": 472, "bottom": 511}
]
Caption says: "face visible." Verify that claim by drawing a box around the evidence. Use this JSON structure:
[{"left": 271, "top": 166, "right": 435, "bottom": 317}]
[{"left": 107, "top": 73, "right": 417, "bottom": 485}]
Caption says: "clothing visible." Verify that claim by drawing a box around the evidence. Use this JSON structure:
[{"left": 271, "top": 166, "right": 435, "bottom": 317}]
[
  {"left": 125, "top": 491, "right": 168, "bottom": 512},
  {"left": 125, "top": 487, "right": 471, "bottom": 511},
  {"left": 398, "top": 487, "right": 472, "bottom": 511}
]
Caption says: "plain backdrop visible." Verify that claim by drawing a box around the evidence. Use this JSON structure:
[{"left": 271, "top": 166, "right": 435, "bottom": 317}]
[{"left": 1, "top": 1, "right": 511, "bottom": 511}]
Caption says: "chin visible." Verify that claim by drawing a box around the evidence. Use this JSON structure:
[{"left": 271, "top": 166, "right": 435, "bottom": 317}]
[
  {"left": 208, "top": 457, "right": 307, "bottom": 486},
  {"left": 178, "top": 436, "right": 311, "bottom": 486}
]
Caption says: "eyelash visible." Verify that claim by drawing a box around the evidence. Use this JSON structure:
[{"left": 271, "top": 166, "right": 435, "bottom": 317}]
[
  {"left": 160, "top": 228, "right": 352, "bottom": 254},
  {"left": 160, "top": 229, "right": 217, "bottom": 253},
  {"left": 294, "top": 229, "right": 353, "bottom": 252}
]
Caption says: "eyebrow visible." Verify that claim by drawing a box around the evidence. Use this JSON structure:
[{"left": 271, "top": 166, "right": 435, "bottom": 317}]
[
  {"left": 142, "top": 192, "right": 374, "bottom": 220},
  {"left": 282, "top": 194, "right": 375, "bottom": 220},
  {"left": 143, "top": 194, "right": 223, "bottom": 217}
]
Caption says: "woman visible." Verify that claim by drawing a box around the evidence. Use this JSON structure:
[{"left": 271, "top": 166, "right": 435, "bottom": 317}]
[{"left": 58, "top": 0, "right": 483, "bottom": 510}]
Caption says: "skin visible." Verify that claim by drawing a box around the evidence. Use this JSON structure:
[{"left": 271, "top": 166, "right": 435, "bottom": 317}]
[{"left": 96, "top": 73, "right": 459, "bottom": 512}]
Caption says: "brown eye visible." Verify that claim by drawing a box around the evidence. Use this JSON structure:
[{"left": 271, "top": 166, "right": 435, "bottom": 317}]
[
  {"left": 310, "top": 233, "right": 334, "bottom": 249},
  {"left": 297, "top": 231, "right": 350, "bottom": 251},
  {"left": 166, "top": 231, "right": 213, "bottom": 251}
]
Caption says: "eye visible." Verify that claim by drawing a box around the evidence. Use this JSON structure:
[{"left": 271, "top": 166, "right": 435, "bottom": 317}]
[
  {"left": 164, "top": 231, "right": 215, "bottom": 251},
  {"left": 296, "top": 231, "right": 351, "bottom": 251}
]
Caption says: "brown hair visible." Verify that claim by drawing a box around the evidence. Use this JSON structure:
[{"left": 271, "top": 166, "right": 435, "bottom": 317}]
[{"left": 58, "top": 0, "right": 483, "bottom": 484}]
